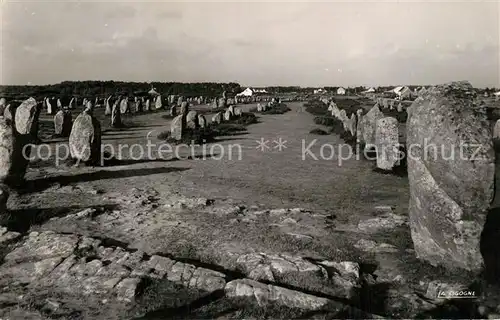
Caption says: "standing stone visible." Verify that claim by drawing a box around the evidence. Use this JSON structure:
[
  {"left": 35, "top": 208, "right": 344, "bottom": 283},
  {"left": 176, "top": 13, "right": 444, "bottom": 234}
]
[
  {"left": 198, "top": 115, "right": 207, "bottom": 128},
  {"left": 356, "top": 109, "right": 364, "bottom": 144},
  {"left": 0, "top": 98, "right": 5, "bottom": 112},
  {"left": 218, "top": 98, "right": 227, "bottom": 109},
  {"left": 228, "top": 105, "right": 235, "bottom": 115},
  {"left": 397, "top": 103, "right": 403, "bottom": 113},
  {"left": 155, "top": 95, "right": 162, "bottom": 110},
  {"left": 211, "top": 99, "right": 218, "bottom": 110},
  {"left": 170, "top": 106, "right": 177, "bottom": 117},
  {"left": 261, "top": 104, "right": 267, "bottom": 112},
  {"left": 135, "top": 100, "right": 142, "bottom": 113},
  {"left": 493, "top": 119, "right": 500, "bottom": 140},
  {"left": 4, "top": 105, "right": 13, "bottom": 121},
  {"left": 144, "top": 99, "right": 150, "bottom": 112},
  {"left": 348, "top": 113, "right": 357, "bottom": 137},
  {"left": 186, "top": 111, "right": 199, "bottom": 129},
  {"left": 406, "top": 81, "right": 495, "bottom": 272},
  {"left": 382, "top": 99, "right": 389, "bottom": 109},
  {"left": 330, "top": 103, "right": 340, "bottom": 119},
  {"left": 69, "top": 105, "right": 102, "bottom": 165},
  {"left": 57, "top": 99, "right": 62, "bottom": 109},
  {"left": 0, "top": 117, "right": 16, "bottom": 184},
  {"left": 170, "top": 114, "right": 186, "bottom": 141},
  {"left": 6, "top": 98, "right": 41, "bottom": 185},
  {"left": 361, "top": 105, "right": 384, "bottom": 151},
  {"left": 120, "top": 98, "right": 128, "bottom": 114},
  {"left": 224, "top": 109, "right": 232, "bottom": 121},
  {"left": 69, "top": 97, "right": 75, "bottom": 109},
  {"left": 54, "top": 109, "right": 72, "bottom": 137},
  {"left": 389, "top": 99, "right": 395, "bottom": 110},
  {"left": 128, "top": 100, "right": 135, "bottom": 114},
  {"left": 105, "top": 96, "right": 112, "bottom": 115},
  {"left": 375, "top": 117, "right": 399, "bottom": 170},
  {"left": 212, "top": 112, "right": 222, "bottom": 124},
  {"left": 111, "top": 102, "right": 121, "bottom": 128},
  {"left": 177, "top": 96, "right": 183, "bottom": 106},
  {"left": 234, "top": 107, "right": 242, "bottom": 116},
  {"left": 180, "top": 102, "right": 189, "bottom": 115},
  {"left": 257, "top": 104, "right": 263, "bottom": 112},
  {"left": 46, "top": 98, "right": 53, "bottom": 115}
]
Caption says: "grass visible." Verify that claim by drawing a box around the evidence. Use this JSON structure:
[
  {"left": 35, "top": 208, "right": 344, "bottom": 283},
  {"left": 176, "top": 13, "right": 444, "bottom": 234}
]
[{"left": 309, "top": 128, "right": 329, "bottom": 135}]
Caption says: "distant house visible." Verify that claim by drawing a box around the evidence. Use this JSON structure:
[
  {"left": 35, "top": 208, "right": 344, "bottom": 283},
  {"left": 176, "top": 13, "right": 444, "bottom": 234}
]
[
  {"left": 254, "top": 88, "right": 268, "bottom": 94},
  {"left": 236, "top": 88, "right": 254, "bottom": 97},
  {"left": 362, "top": 87, "right": 376, "bottom": 94},
  {"left": 337, "top": 87, "right": 346, "bottom": 95},
  {"left": 314, "top": 88, "right": 327, "bottom": 94},
  {"left": 389, "top": 86, "right": 412, "bottom": 100},
  {"left": 494, "top": 91, "right": 500, "bottom": 96}
]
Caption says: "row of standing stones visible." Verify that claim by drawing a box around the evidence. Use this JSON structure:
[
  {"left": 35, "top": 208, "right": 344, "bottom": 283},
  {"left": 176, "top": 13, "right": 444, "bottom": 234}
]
[{"left": 326, "top": 81, "right": 498, "bottom": 276}]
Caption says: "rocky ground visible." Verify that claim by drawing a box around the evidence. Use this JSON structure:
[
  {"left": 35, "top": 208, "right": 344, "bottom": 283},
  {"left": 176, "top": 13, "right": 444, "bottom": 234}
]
[{"left": 1, "top": 102, "right": 499, "bottom": 319}]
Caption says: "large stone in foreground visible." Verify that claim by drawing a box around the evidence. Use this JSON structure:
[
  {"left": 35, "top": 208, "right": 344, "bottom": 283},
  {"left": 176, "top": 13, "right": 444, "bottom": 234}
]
[
  {"left": 375, "top": 117, "right": 399, "bottom": 170},
  {"left": 406, "top": 81, "right": 495, "bottom": 272},
  {"left": 69, "top": 112, "right": 102, "bottom": 164}
]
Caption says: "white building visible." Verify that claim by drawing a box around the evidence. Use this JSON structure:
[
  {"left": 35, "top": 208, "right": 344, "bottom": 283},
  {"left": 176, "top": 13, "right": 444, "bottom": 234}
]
[
  {"left": 391, "top": 86, "right": 412, "bottom": 100},
  {"left": 362, "top": 87, "right": 376, "bottom": 94},
  {"left": 314, "top": 88, "right": 327, "bottom": 94},
  {"left": 236, "top": 88, "right": 254, "bottom": 97},
  {"left": 337, "top": 87, "right": 346, "bottom": 95}
]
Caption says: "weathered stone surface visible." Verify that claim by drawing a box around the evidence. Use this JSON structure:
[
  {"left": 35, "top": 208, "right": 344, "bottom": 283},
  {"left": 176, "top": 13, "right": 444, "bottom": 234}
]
[
  {"left": 234, "top": 107, "right": 242, "bottom": 116},
  {"left": 406, "top": 81, "right": 494, "bottom": 271},
  {"left": 69, "top": 111, "right": 102, "bottom": 164},
  {"left": 46, "top": 98, "right": 54, "bottom": 115},
  {"left": 257, "top": 103, "right": 263, "bottom": 112},
  {"left": 357, "top": 206, "right": 408, "bottom": 233},
  {"left": 375, "top": 117, "right": 400, "bottom": 170},
  {"left": 144, "top": 99, "right": 150, "bottom": 112},
  {"left": 218, "top": 97, "right": 227, "bottom": 109},
  {"left": 354, "top": 239, "right": 398, "bottom": 253},
  {"left": 361, "top": 105, "right": 384, "bottom": 151},
  {"left": 53, "top": 110, "right": 72, "bottom": 136},
  {"left": 494, "top": 119, "right": 500, "bottom": 139},
  {"left": 198, "top": 115, "right": 207, "bottom": 128},
  {"left": 0, "top": 118, "right": 16, "bottom": 184},
  {"left": 170, "top": 114, "right": 186, "bottom": 141},
  {"left": 212, "top": 112, "right": 222, "bottom": 124},
  {"left": 225, "top": 279, "right": 330, "bottom": 310},
  {"left": 186, "top": 111, "right": 199, "bottom": 129},
  {"left": 15, "top": 97, "right": 40, "bottom": 135},
  {"left": 224, "top": 109, "right": 233, "bottom": 121}
]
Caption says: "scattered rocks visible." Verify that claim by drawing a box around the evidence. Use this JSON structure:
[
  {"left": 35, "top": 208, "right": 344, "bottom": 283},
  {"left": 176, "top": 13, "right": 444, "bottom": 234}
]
[
  {"left": 225, "top": 279, "right": 330, "bottom": 310},
  {"left": 357, "top": 206, "right": 408, "bottom": 233},
  {"left": 354, "top": 239, "right": 398, "bottom": 253}
]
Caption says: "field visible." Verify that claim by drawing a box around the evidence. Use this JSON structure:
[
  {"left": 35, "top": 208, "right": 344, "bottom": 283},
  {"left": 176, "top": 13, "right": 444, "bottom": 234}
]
[{"left": 0, "top": 95, "right": 499, "bottom": 319}]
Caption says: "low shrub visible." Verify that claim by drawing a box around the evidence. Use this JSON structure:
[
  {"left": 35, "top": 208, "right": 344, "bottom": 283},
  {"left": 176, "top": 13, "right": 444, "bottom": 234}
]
[{"left": 261, "top": 103, "right": 291, "bottom": 115}]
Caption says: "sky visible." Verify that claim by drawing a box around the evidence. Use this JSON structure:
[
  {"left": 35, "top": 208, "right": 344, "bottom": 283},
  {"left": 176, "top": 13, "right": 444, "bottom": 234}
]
[{"left": 1, "top": 0, "right": 499, "bottom": 87}]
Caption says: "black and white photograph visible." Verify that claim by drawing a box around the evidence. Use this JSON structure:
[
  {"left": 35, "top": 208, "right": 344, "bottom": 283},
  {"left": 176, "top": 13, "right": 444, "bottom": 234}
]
[{"left": 0, "top": 0, "right": 499, "bottom": 319}]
